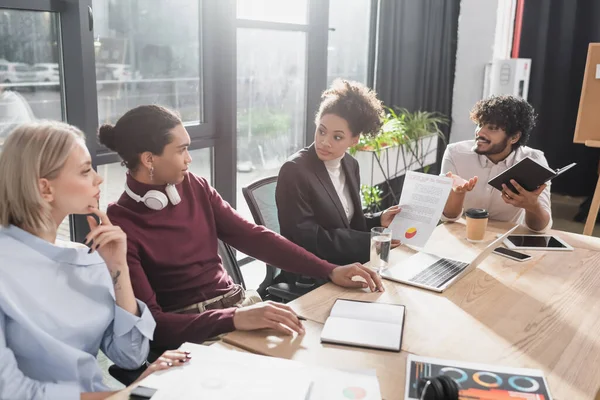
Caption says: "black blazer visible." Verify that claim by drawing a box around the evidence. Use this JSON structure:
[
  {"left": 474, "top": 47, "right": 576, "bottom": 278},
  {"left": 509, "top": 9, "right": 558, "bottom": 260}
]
[{"left": 276, "top": 143, "right": 382, "bottom": 265}]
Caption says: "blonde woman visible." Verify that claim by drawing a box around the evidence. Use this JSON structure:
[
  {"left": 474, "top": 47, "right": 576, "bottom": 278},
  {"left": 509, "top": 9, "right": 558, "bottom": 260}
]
[{"left": 0, "top": 121, "right": 187, "bottom": 400}]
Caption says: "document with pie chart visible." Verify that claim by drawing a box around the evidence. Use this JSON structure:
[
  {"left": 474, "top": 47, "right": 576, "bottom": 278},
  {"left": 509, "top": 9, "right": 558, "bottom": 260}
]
[{"left": 389, "top": 171, "right": 452, "bottom": 247}]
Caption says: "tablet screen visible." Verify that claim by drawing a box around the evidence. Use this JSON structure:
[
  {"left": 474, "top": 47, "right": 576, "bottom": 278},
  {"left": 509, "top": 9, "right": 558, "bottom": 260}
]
[{"left": 506, "top": 235, "right": 567, "bottom": 248}]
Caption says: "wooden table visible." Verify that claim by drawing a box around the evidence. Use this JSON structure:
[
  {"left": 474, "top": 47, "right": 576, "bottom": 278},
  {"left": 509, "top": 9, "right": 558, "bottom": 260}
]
[
  {"left": 223, "top": 319, "right": 408, "bottom": 399},
  {"left": 225, "top": 220, "right": 600, "bottom": 400}
]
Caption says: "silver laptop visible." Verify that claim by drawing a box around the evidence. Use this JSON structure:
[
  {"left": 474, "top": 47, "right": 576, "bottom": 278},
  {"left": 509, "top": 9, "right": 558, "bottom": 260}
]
[{"left": 381, "top": 226, "right": 518, "bottom": 292}]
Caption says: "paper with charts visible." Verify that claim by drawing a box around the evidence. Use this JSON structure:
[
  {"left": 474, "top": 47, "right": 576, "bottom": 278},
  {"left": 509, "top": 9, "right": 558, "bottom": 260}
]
[
  {"left": 142, "top": 342, "right": 382, "bottom": 400},
  {"left": 405, "top": 354, "right": 553, "bottom": 400},
  {"left": 389, "top": 171, "right": 452, "bottom": 247}
]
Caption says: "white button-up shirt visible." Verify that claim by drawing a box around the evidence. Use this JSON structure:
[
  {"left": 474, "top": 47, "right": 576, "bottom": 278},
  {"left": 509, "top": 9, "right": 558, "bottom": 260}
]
[
  {"left": 440, "top": 140, "right": 552, "bottom": 232},
  {"left": 0, "top": 225, "right": 156, "bottom": 400}
]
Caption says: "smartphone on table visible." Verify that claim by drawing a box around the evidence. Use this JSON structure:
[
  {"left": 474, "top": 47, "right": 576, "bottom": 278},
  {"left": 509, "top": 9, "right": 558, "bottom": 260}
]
[{"left": 492, "top": 247, "right": 532, "bottom": 262}]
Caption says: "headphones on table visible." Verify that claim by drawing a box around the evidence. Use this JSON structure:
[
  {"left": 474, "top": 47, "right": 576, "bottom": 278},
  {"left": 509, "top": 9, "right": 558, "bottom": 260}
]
[
  {"left": 124, "top": 183, "right": 181, "bottom": 211},
  {"left": 417, "top": 375, "right": 460, "bottom": 400}
]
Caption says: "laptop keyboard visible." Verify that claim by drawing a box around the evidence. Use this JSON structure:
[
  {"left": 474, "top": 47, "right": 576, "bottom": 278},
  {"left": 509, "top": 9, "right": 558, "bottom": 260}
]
[{"left": 409, "top": 258, "right": 470, "bottom": 288}]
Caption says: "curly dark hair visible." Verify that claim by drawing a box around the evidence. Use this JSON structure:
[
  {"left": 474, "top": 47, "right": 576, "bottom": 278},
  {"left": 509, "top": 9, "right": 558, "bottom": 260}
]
[
  {"left": 470, "top": 95, "right": 537, "bottom": 148},
  {"left": 315, "top": 79, "right": 384, "bottom": 137}
]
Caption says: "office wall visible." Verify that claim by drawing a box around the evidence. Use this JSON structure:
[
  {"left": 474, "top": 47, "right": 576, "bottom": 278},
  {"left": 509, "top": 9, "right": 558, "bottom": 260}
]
[{"left": 449, "top": 0, "right": 516, "bottom": 143}]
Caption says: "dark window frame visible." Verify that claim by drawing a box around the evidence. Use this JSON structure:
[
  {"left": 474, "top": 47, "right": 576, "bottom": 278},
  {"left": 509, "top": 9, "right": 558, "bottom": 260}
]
[{"left": 0, "top": 0, "right": 377, "bottom": 244}]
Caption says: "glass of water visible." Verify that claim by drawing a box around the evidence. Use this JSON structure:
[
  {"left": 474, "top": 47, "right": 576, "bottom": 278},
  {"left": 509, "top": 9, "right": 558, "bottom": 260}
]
[{"left": 370, "top": 227, "right": 392, "bottom": 274}]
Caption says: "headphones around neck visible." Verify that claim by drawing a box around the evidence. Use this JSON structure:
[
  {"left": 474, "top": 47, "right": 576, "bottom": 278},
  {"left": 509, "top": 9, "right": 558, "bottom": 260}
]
[
  {"left": 417, "top": 376, "right": 460, "bottom": 400},
  {"left": 124, "top": 183, "right": 181, "bottom": 211}
]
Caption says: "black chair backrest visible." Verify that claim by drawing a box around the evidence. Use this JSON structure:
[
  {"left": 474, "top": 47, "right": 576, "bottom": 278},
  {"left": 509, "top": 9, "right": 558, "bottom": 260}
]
[
  {"left": 242, "top": 176, "right": 280, "bottom": 233},
  {"left": 242, "top": 176, "right": 280, "bottom": 293},
  {"left": 218, "top": 239, "right": 245, "bottom": 289}
]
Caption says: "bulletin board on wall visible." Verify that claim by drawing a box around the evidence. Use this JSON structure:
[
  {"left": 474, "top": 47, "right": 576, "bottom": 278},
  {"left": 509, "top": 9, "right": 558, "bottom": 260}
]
[{"left": 574, "top": 43, "right": 600, "bottom": 144}]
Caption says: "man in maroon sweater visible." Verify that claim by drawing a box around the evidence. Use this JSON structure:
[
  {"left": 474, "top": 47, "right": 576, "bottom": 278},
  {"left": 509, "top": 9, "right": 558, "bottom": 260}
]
[{"left": 100, "top": 105, "right": 384, "bottom": 348}]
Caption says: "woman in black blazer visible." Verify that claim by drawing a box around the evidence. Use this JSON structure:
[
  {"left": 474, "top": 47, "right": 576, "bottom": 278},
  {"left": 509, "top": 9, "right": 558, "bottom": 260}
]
[{"left": 276, "top": 80, "right": 401, "bottom": 265}]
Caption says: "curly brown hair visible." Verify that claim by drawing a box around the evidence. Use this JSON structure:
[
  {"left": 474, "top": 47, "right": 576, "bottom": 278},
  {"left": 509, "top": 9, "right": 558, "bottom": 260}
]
[
  {"left": 315, "top": 79, "right": 384, "bottom": 137},
  {"left": 470, "top": 95, "right": 537, "bottom": 148}
]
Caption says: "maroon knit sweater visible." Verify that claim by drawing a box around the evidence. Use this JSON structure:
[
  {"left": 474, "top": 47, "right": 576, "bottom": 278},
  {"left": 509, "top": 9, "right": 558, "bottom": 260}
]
[{"left": 107, "top": 173, "right": 337, "bottom": 347}]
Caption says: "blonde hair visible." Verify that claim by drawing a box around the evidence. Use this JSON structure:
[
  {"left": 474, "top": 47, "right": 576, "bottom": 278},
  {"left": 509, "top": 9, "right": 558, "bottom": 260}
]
[{"left": 0, "top": 121, "right": 85, "bottom": 234}]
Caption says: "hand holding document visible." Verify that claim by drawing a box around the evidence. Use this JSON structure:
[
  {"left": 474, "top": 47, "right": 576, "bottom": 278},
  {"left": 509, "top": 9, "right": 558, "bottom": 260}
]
[{"left": 389, "top": 171, "right": 452, "bottom": 247}]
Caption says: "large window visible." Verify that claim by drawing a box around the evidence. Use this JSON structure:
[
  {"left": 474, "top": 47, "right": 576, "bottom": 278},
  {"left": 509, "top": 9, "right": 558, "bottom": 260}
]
[
  {"left": 0, "top": 10, "right": 63, "bottom": 144},
  {"left": 0, "top": 9, "right": 70, "bottom": 240},
  {"left": 236, "top": 0, "right": 307, "bottom": 24},
  {"left": 236, "top": 27, "right": 307, "bottom": 220},
  {"left": 0, "top": 0, "right": 377, "bottom": 246},
  {"left": 92, "top": 0, "right": 202, "bottom": 125},
  {"left": 235, "top": 1, "right": 310, "bottom": 222},
  {"left": 327, "top": 0, "right": 373, "bottom": 85}
]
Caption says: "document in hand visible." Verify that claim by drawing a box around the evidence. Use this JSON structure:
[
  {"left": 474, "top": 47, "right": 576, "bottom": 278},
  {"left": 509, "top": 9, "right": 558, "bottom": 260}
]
[
  {"left": 320, "top": 299, "right": 406, "bottom": 352},
  {"left": 389, "top": 171, "right": 453, "bottom": 247},
  {"left": 139, "top": 342, "right": 383, "bottom": 400},
  {"left": 488, "top": 157, "right": 576, "bottom": 193}
]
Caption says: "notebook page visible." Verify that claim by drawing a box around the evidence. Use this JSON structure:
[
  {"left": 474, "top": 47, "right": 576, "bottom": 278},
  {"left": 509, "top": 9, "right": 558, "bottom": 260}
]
[
  {"left": 321, "top": 317, "right": 402, "bottom": 351},
  {"left": 330, "top": 299, "right": 405, "bottom": 325}
]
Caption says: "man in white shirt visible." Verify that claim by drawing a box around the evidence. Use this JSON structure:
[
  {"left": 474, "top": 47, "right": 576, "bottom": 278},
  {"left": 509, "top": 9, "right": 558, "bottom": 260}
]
[
  {"left": 441, "top": 95, "right": 552, "bottom": 232},
  {"left": 0, "top": 86, "right": 34, "bottom": 142}
]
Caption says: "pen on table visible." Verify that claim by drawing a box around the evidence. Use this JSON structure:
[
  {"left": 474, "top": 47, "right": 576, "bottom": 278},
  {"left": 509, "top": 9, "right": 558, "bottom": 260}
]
[{"left": 298, "top": 315, "right": 307, "bottom": 321}]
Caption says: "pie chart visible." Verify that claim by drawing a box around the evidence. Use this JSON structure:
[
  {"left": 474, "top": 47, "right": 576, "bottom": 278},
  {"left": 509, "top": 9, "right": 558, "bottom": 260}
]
[
  {"left": 342, "top": 386, "right": 367, "bottom": 399},
  {"left": 405, "top": 227, "right": 417, "bottom": 239}
]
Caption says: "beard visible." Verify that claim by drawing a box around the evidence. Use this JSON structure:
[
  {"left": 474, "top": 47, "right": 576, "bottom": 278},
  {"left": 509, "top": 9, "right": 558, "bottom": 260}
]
[{"left": 473, "top": 136, "right": 510, "bottom": 155}]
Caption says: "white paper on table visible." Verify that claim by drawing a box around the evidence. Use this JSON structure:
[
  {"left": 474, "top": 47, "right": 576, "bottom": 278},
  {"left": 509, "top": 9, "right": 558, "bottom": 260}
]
[
  {"left": 141, "top": 343, "right": 381, "bottom": 400},
  {"left": 389, "top": 171, "right": 452, "bottom": 247}
]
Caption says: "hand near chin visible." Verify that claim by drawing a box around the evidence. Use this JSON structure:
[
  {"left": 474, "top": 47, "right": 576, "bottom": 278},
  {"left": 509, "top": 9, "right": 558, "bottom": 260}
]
[{"left": 85, "top": 207, "right": 128, "bottom": 271}]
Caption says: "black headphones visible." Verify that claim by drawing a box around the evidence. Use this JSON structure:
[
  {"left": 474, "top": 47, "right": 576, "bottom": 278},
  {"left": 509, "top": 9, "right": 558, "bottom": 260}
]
[{"left": 417, "top": 376, "right": 460, "bottom": 400}]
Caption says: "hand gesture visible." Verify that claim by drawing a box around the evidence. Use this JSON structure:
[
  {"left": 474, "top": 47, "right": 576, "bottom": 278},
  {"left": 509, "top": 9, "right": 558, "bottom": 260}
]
[
  {"left": 135, "top": 350, "right": 192, "bottom": 383},
  {"left": 446, "top": 172, "right": 477, "bottom": 194},
  {"left": 329, "top": 263, "right": 385, "bottom": 292},
  {"left": 233, "top": 301, "right": 305, "bottom": 335}
]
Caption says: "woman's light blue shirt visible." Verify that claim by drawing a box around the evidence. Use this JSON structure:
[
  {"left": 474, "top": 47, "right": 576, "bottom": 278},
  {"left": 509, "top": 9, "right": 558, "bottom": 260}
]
[{"left": 0, "top": 225, "right": 156, "bottom": 399}]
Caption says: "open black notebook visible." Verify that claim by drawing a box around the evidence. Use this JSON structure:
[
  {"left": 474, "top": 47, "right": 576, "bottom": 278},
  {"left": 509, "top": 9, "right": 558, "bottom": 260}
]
[
  {"left": 488, "top": 157, "right": 576, "bottom": 193},
  {"left": 320, "top": 299, "right": 406, "bottom": 352}
]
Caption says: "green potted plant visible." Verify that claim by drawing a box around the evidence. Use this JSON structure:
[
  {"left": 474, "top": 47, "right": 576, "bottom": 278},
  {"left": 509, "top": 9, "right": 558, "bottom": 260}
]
[
  {"left": 360, "top": 184, "right": 383, "bottom": 214},
  {"left": 390, "top": 107, "right": 448, "bottom": 172},
  {"left": 350, "top": 106, "right": 448, "bottom": 188}
]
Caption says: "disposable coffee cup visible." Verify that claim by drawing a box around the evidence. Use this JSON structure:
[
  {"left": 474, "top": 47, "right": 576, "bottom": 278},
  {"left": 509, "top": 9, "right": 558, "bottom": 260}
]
[{"left": 465, "top": 208, "right": 489, "bottom": 243}]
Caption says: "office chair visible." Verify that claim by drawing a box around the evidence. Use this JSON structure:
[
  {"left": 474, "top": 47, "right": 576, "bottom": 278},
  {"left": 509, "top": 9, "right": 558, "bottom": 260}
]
[
  {"left": 242, "top": 176, "right": 316, "bottom": 302},
  {"left": 108, "top": 240, "right": 245, "bottom": 386}
]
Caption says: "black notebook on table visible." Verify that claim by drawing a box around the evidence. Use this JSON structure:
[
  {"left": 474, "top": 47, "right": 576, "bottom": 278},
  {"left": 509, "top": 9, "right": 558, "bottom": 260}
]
[
  {"left": 488, "top": 157, "right": 576, "bottom": 193},
  {"left": 320, "top": 299, "right": 406, "bottom": 352}
]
